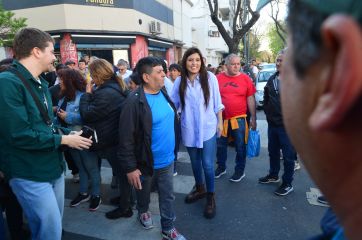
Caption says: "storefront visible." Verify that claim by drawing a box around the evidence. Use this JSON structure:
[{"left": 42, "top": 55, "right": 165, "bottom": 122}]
[{"left": 51, "top": 32, "right": 176, "bottom": 67}]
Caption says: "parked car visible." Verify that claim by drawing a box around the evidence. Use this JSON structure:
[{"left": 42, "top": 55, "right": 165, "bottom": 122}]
[
  {"left": 255, "top": 69, "right": 276, "bottom": 109},
  {"left": 259, "top": 63, "right": 276, "bottom": 71}
]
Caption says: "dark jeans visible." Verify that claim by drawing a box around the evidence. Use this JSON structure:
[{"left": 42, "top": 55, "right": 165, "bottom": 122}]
[
  {"left": 0, "top": 182, "right": 24, "bottom": 240},
  {"left": 64, "top": 149, "right": 79, "bottom": 175},
  {"left": 267, "top": 126, "right": 296, "bottom": 184},
  {"left": 97, "top": 146, "right": 134, "bottom": 209},
  {"left": 70, "top": 149, "right": 101, "bottom": 196},
  {"left": 136, "top": 163, "right": 175, "bottom": 231},
  {"left": 217, "top": 118, "right": 247, "bottom": 173}
]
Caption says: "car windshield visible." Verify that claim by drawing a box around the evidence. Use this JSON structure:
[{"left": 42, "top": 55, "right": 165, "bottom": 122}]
[
  {"left": 257, "top": 71, "right": 274, "bottom": 83},
  {"left": 260, "top": 64, "right": 276, "bottom": 70}
]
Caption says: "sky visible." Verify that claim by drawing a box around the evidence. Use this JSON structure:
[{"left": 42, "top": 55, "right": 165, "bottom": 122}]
[
  {"left": 253, "top": 0, "right": 288, "bottom": 51},
  {"left": 189, "top": 0, "right": 288, "bottom": 52}
]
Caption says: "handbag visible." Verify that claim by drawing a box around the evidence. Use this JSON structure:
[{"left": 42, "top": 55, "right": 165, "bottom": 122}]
[{"left": 247, "top": 129, "right": 260, "bottom": 158}]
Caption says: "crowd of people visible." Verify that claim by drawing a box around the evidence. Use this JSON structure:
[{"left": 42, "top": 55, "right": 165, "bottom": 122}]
[{"left": 0, "top": 0, "right": 361, "bottom": 239}]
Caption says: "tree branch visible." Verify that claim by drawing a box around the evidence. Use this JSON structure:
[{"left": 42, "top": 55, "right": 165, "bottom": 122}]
[
  {"left": 206, "top": 0, "right": 233, "bottom": 48},
  {"left": 207, "top": 0, "right": 260, "bottom": 53},
  {"left": 235, "top": 0, "right": 260, "bottom": 40},
  {"left": 232, "top": 0, "right": 242, "bottom": 34},
  {"left": 269, "top": 0, "right": 286, "bottom": 43}
]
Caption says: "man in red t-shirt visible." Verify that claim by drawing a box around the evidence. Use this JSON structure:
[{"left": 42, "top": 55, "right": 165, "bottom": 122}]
[{"left": 215, "top": 54, "right": 257, "bottom": 182}]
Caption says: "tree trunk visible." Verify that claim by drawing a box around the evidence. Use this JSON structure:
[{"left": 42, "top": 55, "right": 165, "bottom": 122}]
[{"left": 228, "top": 42, "right": 240, "bottom": 54}]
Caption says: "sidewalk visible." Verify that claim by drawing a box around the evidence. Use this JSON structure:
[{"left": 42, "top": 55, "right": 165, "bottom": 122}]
[{"left": 63, "top": 153, "right": 194, "bottom": 240}]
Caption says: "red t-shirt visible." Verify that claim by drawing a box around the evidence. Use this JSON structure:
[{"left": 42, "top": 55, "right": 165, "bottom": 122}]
[{"left": 217, "top": 72, "right": 256, "bottom": 119}]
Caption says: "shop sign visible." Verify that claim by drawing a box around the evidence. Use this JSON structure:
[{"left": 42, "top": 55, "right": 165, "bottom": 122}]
[{"left": 85, "top": 0, "right": 115, "bottom": 7}]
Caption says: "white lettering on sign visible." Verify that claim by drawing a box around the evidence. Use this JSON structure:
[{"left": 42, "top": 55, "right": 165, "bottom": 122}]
[{"left": 85, "top": 0, "right": 114, "bottom": 6}]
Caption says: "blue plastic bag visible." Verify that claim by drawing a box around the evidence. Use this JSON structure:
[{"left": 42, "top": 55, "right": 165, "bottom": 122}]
[{"left": 247, "top": 129, "right": 260, "bottom": 158}]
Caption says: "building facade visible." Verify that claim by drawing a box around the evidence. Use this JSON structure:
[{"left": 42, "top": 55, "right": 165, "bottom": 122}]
[
  {"left": 191, "top": 0, "right": 229, "bottom": 67},
  {"left": 3, "top": 0, "right": 193, "bottom": 67}
]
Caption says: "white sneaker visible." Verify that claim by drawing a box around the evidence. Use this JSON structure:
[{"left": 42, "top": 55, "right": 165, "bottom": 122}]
[
  {"left": 162, "top": 227, "right": 186, "bottom": 240},
  {"left": 139, "top": 211, "right": 154, "bottom": 230},
  {"left": 294, "top": 161, "right": 301, "bottom": 171}
]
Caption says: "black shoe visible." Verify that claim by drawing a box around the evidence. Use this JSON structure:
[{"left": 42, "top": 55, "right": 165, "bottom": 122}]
[
  {"left": 258, "top": 174, "right": 280, "bottom": 184},
  {"left": 229, "top": 171, "right": 245, "bottom": 182},
  {"left": 110, "top": 196, "right": 121, "bottom": 206},
  {"left": 70, "top": 193, "right": 90, "bottom": 207},
  {"left": 214, "top": 167, "right": 226, "bottom": 179},
  {"left": 105, "top": 207, "right": 133, "bottom": 220},
  {"left": 274, "top": 183, "right": 294, "bottom": 196},
  {"left": 89, "top": 195, "right": 101, "bottom": 211},
  {"left": 317, "top": 195, "right": 329, "bottom": 205}
]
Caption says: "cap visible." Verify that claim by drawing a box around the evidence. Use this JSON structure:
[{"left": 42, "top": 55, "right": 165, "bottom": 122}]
[{"left": 301, "top": 0, "right": 362, "bottom": 24}]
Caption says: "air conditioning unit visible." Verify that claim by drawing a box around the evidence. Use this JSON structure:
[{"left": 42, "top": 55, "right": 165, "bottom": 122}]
[
  {"left": 150, "top": 21, "right": 161, "bottom": 34},
  {"left": 156, "top": 21, "right": 161, "bottom": 33},
  {"left": 208, "top": 30, "right": 220, "bottom": 37}
]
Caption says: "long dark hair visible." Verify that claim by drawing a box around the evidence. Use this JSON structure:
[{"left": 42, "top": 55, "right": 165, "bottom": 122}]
[
  {"left": 179, "top": 47, "right": 209, "bottom": 109},
  {"left": 58, "top": 68, "right": 86, "bottom": 101}
]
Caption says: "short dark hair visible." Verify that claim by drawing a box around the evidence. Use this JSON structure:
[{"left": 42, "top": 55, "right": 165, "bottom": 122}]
[
  {"left": 169, "top": 63, "right": 181, "bottom": 72},
  {"left": 65, "top": 60, "right": 76, "bottom": 66},
  {"left": 55, "top": 63, "right": 67, "bottom": 72},
  {"left": 129, "top": 71, "right": 141, "bottom": 86},
  {"left": 135, "top": 57, "right": 163, "bottom": 84},
  {"left": 13, "top": 28, "right": 54, "bottom": 60},
  {"left": 287, "top": 0, "right": 327, "bottom": 77},
  {"left": 79, "top": 59, "right": 86, "bottom": 64}
]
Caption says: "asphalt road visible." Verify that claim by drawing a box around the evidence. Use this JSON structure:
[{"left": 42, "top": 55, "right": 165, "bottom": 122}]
[{"left": 58, "top": 110, "right": 327, "bottom": 240}]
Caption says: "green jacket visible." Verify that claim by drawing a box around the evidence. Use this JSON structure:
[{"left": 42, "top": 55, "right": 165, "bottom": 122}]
[{"left": 0, "top": 60, "right": 65, "bottom": 182}]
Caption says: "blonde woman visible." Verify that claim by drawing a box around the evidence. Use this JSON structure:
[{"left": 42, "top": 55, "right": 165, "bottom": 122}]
[{"left": 79, "top": 59, "right": 131, "bottom": 218}]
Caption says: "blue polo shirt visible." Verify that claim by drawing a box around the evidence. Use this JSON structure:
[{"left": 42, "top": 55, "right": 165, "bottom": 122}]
[{"left": 145, "top": 91, "right": 175, "bottom": 169}]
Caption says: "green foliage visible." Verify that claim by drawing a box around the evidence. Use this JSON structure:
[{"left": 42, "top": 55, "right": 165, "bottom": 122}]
[
  {"left": 267, "top": 21, "right": 286, "bottom": 60},
  {"left": 0, "top": 4, "right": 27, "bottom": 47},
  {"left": 239, "top": 30, "right": 262, "bottom": 62},
  {"left": 248, "top": 31, "right": 261, "bottom": 60}
]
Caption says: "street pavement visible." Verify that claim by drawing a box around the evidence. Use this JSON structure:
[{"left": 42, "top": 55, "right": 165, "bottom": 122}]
[{"left": 61, "top": 110, "right": 327, "bottom": 240}]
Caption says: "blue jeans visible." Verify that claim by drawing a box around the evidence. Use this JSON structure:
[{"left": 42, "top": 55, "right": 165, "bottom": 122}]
[
  {"left": 70, "top": 149, "right": 101, "bottom": 196},
  {"left": 217, "top": 118, "right": 247, "bottom": 173},
  {"left": 136, "top": 163, "right": 175, "bottom": 231},
  {"left": 309, "top": 208, "right": 343, "bottom": 240},
  {"left": 267, "top": 126, "right": 295, "bottom": 184},
  {"left": 187, "top": 134, "right": 216, "bottom": 193},
  {"left": 9, "top": 175, "right": 64, "bottom": 240}
]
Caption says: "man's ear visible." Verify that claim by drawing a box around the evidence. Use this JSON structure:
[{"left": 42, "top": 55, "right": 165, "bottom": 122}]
[
  {"left": 142, "top": 73, "right": 149, "bottom": 84},
  {"left": 309, "top": 15, "right": 362, "bottom": 131},
  {"left": 31, "top": 47, "right": 43, "bottom": 59}
]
